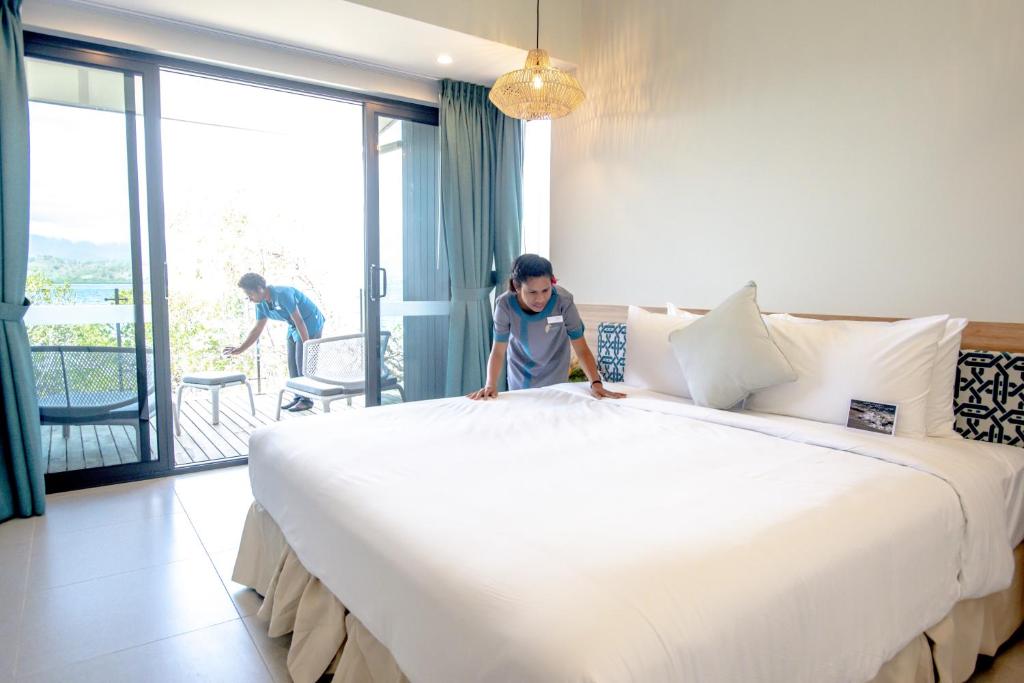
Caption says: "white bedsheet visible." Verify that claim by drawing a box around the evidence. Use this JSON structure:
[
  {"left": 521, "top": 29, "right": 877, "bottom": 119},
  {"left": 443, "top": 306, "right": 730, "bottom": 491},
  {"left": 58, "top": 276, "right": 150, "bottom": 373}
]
[{"left": 248, "top": 383, "right": 1017, "bottom": 683}]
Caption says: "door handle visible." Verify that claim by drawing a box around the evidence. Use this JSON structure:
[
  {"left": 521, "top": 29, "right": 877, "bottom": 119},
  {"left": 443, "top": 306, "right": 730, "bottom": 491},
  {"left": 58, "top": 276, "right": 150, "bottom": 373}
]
[{"left": 369, "top": 266, "right": 388, "bottom": 301}]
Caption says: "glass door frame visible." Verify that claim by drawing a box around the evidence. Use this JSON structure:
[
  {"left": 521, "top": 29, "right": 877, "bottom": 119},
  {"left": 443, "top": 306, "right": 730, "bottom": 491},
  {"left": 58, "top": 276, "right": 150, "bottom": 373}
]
[
  {"left": 362, "top": 101, "right": 439, "bottom": 406},
  {"left": 24, "top": 37, "right": 175, "bottom": 492}
]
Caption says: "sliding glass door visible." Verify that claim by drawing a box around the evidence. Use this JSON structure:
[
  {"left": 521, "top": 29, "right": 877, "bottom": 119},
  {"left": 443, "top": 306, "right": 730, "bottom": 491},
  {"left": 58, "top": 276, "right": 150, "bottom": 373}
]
[
  {"left": 159, "top": 69, "right": 364, "bottom": 465},
  {"left": 23, "top": 45, "right": 172, "bottom": 491},
  {"left": 21, "top": 33, "right": 445, "bottom": 490},
  {"left": 364, "top": 104, "right": 447, "bottom": 406}
]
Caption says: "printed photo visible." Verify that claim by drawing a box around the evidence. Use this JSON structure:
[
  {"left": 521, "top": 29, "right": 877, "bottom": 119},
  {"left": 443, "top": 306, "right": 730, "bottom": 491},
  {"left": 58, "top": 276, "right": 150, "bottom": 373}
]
[{"left": 846, "top": 399, "right": 898, "bottom": 436}]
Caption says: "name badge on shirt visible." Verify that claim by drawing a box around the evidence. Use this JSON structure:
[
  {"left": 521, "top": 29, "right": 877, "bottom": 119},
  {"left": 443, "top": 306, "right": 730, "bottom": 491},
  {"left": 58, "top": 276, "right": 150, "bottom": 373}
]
[{"left": 545, "top": 315, "right": 563, "bottom": 333}]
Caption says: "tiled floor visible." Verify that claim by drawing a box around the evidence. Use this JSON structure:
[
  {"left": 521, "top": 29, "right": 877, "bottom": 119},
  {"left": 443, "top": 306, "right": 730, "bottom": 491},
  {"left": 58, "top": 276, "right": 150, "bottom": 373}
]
[
  {"left": 1, "top": 465, "right": 1022, "bottom": 682},
  {"left": 0, "top": 465, "right": 282, "bottom": 682}
]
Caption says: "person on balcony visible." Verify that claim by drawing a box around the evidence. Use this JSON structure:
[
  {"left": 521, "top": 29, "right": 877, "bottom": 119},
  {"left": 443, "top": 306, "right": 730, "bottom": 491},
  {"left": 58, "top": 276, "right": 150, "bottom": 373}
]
[{"left": 223, "top": 272, "right": 325, "bottom": 412}]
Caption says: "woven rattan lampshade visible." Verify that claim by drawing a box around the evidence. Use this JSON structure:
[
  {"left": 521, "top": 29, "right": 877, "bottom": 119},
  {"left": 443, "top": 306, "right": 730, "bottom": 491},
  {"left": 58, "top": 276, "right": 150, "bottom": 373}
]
[{"left": 489, "top": 48, "right": 585, "bottom": 120}]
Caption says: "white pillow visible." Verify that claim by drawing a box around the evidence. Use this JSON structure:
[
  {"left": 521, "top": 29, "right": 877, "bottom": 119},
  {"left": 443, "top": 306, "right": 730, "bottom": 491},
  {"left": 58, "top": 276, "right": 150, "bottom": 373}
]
[
  {"left": 669, "top": 283, "right": 796, "bottom": 409},
  {"left": 767, "top": 314, "right": 968, "bottom": 437},
  {"left": 747, "top": 314, "right": 948, "bottom": 437},
  {"left": 926, "top": 318, "right": 967, "bottom": 437},
  {"left": 624, "top": 306, "right": 698, "bottom": 397},
  {"left": 666, "top": 303, "right": 703, "bottom": 319}
]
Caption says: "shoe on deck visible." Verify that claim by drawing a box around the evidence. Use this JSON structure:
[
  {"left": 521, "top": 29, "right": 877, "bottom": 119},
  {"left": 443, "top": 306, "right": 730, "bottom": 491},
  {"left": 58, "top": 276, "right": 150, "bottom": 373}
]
[{"left": 287, "top": 399, "right": 314, "bottom": 412}]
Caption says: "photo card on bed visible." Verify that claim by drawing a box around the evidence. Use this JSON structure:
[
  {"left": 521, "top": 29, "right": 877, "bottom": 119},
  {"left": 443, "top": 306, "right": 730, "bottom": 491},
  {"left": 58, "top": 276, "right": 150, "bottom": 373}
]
[{"left": 847, "top": 399, "right": 899, "bottom": 436}]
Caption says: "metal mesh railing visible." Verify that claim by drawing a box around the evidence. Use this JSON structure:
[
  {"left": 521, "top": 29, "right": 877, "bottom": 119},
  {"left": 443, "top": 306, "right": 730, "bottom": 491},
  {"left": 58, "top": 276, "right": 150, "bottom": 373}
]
[{"left": 302, "top": 332, "right": 394, "bottom": 385}]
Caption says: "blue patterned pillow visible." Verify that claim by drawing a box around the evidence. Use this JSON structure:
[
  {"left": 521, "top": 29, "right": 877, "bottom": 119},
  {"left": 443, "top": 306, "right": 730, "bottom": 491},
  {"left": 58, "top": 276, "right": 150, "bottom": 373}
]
[{"left": 955, "top": 351, "right": 1024, "bottom": 447}]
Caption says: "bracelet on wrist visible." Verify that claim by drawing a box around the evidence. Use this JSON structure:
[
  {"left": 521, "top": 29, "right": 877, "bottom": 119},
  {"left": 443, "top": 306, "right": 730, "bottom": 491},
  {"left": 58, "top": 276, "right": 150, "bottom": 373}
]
[{"left": 590, "top": 379, "right": 603, "bottom": 387}]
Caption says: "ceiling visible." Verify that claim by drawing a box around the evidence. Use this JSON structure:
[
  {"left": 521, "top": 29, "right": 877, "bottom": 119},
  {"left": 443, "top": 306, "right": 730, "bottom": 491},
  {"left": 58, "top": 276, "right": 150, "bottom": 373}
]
[{"left": 39, "top": 0, "right": 577, "bottom": 86}]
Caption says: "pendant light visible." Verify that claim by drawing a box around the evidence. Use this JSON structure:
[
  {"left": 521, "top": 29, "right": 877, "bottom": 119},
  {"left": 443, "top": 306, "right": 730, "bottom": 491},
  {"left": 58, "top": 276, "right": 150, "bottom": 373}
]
[{"left": 488, "top": 0, "right": 585, "bottom": 120}]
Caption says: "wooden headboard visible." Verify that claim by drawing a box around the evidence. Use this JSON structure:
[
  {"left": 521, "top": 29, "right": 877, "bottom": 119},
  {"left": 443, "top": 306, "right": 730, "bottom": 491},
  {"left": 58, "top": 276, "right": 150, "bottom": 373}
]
[{"left": 577, "top": 304, "right": 1024, "bottom": 354}]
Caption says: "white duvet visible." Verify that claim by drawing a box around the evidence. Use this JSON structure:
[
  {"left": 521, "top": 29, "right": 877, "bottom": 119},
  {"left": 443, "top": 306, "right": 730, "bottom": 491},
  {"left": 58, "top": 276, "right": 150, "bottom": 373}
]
[{"left": 248, "top": 384, "right": 1018, "bottom": 683}]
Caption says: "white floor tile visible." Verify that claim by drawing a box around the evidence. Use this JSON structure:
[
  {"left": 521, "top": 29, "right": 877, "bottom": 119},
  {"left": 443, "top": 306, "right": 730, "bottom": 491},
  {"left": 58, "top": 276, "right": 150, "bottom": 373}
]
[
  {"left": 15, "top": 619, "right": 272, "bottom": 683},
  {"left": 38, "top": 478, "right": 181, "bottom": 535},
  {"left": 183, "top": 500, "right": 251, "bottom": 555},
  {"left": 173, "top": 466, "right": 252, "bottom": 510},
  {"left": 0, "top": 518, "right": 35, "bottom": 552},
  {"left": 243, "top": 615, "right": 293, "bottom": 683},
  {"left": 0, "top": 544, "right": 29, "bottom": 636},
  {"left": 211, "top": 550, "right": 262, "bottom": 618},
  {"left": 0, "top": 531, "right": 30, "bottom": 683},
  {"left": 16, "top": 557, "right": 237, "bottom": 677},
  {"left": 174, "top": 466, "right": 252, "bottom": 555},
  {"left": 28, "top": 513, "right": 206, "bottom": 592},
  {"left": 0, "top": 632, "right": 17, "bottom": 683}
]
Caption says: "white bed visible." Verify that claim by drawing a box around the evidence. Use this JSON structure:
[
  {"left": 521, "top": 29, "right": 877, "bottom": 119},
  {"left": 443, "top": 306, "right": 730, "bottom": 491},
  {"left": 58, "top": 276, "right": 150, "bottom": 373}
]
[{"left": 244, "top": 382, "right": 1021, "bottom": 683}]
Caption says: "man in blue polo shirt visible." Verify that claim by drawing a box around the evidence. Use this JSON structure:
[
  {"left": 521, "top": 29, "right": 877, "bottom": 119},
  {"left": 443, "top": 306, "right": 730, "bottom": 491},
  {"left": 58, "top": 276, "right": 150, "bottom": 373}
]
[{"left": 223, "top": 272, "right": 326, "bottom": 412}]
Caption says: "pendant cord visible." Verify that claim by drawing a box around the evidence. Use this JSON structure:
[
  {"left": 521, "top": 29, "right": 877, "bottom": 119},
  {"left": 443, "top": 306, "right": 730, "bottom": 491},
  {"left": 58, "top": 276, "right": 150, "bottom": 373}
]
[{"left": 536, "top": 0, "right": 540, "bottom": 49}]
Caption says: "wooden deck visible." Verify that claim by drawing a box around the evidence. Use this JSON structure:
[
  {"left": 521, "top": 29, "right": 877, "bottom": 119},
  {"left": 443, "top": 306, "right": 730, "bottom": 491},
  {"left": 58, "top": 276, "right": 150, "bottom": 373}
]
[
  {"left": 42, "top": 387, "right": 401, "bottom": 474},
  {"left": 41, "top": 423, "right": 145, "bottom": 473}
]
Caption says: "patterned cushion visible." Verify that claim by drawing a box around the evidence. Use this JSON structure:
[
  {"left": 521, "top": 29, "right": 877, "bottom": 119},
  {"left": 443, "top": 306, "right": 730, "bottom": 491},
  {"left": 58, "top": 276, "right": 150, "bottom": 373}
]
[
  {"left": 955, "top": 351, "right": 1024, "bottom": 447},
  {"left": 597, "top": 322, "right": 1024, "bottom": 448},
  {"left": 597, "top": 323, "right": 627, "bottom": 383}
]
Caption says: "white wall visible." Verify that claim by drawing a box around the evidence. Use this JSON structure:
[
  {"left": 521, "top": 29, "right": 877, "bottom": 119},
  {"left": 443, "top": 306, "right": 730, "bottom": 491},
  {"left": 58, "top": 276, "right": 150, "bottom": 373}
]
[
  {"left": 551, "top": 1, "right": 1024, "bottom": 322},
  {"left": 22, "top": 0, "right": 438, "bottom": 104}
]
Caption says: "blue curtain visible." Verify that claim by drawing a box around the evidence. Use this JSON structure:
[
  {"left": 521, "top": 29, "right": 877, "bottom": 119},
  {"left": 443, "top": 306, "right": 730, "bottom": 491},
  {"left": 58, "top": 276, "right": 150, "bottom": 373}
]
[
  {"left": 0, "top": 0, "right": 44, "bottom": 523},
  {"left": 439, "top": 79, "right": 523, "bottom": 396}
]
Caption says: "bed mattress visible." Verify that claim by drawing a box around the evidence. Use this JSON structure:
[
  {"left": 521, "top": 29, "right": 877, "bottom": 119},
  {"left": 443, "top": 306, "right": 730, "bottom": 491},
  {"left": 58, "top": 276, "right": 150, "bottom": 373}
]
[{"left": 247, "top": 383, "right": 1017, "bottom": 683}]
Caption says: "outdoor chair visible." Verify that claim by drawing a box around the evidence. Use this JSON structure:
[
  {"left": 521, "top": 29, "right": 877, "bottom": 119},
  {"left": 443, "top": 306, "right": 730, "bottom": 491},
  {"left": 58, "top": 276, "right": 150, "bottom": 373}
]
[
  {"left": 275, "top": 331, "right": 405, "bottom": 420},
  {"left": 31, "top": 345, "right": 156, "bottom": 443},
  {"left": 175, "top": 371, "right": 255, "bottom": 436}
]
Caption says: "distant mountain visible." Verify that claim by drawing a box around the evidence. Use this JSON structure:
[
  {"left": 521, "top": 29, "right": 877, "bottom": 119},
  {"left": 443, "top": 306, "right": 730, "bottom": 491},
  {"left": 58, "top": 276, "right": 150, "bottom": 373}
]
[{"left": 29, "top": 235, "right": 129, "bottom": 261}]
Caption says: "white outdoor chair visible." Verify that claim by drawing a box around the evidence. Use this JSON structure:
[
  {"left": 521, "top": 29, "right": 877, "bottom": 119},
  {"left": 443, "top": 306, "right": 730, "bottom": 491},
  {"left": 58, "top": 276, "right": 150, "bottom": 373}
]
[
  {"left": 275, "top": 331, "right": 405, "bottom": 420},
  {"left": 32, "top": 345, "right": 156, "bottom": 442},
  {"left": 175, "top": 371, "right": 255, "bottom": 435}
]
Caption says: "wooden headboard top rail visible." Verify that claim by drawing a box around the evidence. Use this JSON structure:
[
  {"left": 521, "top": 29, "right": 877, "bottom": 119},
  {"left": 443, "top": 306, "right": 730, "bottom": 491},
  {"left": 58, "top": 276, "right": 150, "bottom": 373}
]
[{"left": 576, "top": 304, "right": 1024, "bottom": 354}]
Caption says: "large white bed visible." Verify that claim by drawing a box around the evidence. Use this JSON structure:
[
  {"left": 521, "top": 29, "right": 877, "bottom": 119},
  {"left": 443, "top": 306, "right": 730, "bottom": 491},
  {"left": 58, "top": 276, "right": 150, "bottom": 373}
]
[{"left": 238, "top": 382, "right": 1024, "bottom": 683}]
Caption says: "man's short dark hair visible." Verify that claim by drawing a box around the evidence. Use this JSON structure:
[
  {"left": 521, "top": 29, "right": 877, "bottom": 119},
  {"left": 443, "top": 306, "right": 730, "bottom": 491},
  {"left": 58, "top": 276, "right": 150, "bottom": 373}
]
[{"left": 237, "top": 272, "right": 266, "bottom": 292}]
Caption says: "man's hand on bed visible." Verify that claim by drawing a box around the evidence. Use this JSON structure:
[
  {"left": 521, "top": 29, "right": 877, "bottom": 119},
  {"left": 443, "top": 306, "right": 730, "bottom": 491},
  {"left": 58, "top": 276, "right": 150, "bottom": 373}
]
[
  {"left": 467, "top": 386, "right": 499, "bottom": 400},
  {"left": 591, "top": 383, "right": 626, "bottom": 399}
]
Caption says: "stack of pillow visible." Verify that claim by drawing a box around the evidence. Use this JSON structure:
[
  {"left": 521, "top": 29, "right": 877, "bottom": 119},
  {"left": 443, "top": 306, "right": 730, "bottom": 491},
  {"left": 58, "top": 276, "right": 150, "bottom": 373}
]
[{"left": 623, "top": 282, "right": 966, "bottom": 438}]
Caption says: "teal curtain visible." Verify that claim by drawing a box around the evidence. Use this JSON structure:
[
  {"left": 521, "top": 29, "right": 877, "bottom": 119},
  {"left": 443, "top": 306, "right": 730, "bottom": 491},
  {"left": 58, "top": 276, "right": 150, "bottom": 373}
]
[
  {"left": 439, "top": 79, "right": 523, "bottom": 396},
  {"left": 0, "top": 0, "right": 44, "bottom": 523}
]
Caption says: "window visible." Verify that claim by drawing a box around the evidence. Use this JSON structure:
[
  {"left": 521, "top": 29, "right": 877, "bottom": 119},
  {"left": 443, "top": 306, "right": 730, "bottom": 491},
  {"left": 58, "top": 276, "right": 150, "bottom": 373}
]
[{"left": 522, "top": 120, "right": 551, "bottom": 257}]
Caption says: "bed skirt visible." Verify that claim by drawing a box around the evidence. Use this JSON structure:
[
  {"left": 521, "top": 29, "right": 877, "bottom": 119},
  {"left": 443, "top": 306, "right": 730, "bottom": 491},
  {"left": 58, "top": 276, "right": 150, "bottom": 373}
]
[{"left": 233, "top": 502, "right": 1024, "bottom": 683}]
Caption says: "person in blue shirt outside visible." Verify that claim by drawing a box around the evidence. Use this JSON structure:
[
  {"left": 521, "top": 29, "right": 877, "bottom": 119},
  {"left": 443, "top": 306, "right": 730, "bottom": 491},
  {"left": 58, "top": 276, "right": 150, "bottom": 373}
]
[
  {"left": 467, "top": 254, "right": 625, "bottom": 401},
  {"left": 223, "top": 272, "right": 326, "bottom": 412}
]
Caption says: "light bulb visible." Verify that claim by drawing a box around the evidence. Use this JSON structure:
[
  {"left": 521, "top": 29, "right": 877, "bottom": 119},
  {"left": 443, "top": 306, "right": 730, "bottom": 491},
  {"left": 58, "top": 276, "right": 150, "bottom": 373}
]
[
  {"left": 436, "top": 54, "right": 453, "bottom": 65},
  {"left": 532, "top": 74, "right": 544, "bottom": 90}
]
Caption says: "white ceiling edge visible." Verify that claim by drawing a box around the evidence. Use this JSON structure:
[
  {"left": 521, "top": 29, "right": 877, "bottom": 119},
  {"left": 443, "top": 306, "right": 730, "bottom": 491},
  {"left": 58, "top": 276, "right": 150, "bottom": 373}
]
[
  {"left": 22, "top": 0, "right": 580, "bottom": 107},
  {"left": 22, "top": 0, "right": 434, "bottom": 104},
  {"left": 348, "top": 0, "right": 582, "bottom": 65}
]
